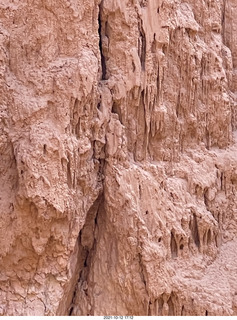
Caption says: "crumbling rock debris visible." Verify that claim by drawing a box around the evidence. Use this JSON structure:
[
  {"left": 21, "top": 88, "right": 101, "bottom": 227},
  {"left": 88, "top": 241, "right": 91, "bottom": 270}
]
[{"left": 0, "top": 0, "right": 237, "bottom": 316}]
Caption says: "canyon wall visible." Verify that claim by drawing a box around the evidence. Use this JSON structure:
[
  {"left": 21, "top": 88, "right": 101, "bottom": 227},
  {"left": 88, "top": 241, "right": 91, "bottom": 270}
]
[{"left": 0, "top": 0, "right": 237, "bottom": 315}]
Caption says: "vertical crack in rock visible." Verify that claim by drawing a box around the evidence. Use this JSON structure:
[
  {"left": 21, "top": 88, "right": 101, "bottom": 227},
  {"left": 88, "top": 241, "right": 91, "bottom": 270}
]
[
  {"left": 222, "top": 0, "right": 227, "bottom": 42},
  {"left": 68, "top": 242, "right": 89, "bottom": 316},
  {"left": 98, "top": 1, "right": 107, "bottom": 80},
  {"left": 138, "top": 20, "right": 146, "bottom": 70},
  {"left": 67, "top": 194, "right": 103, "bottom": 316},
  {"left": 170, "top": 231, "right": 178, "bottom": 258},
  {"left": 190, "top": 212, "right": 200, "bottom": 249}
]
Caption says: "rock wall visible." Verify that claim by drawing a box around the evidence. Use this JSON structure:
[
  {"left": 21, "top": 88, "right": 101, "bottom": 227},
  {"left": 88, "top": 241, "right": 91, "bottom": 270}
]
[{"left": 0, "top": 0, "right": 237, "bottom": 316}]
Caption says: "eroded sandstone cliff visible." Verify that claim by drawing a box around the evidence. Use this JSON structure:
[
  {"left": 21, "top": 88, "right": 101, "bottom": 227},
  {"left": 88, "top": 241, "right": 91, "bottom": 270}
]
[{"left": 0, "top": 0, "right": 237, "bottom": 316}]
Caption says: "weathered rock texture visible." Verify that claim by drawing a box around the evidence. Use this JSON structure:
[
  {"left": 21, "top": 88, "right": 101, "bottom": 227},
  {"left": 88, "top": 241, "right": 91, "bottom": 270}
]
[{"left": 0, "top": 0, "right": 237, "bottom": 316}]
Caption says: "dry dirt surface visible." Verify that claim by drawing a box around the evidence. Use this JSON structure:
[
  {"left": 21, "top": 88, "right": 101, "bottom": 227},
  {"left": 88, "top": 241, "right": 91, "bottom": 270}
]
[{"left": 0, "top": 0, "right": 237, "bottom": 316}]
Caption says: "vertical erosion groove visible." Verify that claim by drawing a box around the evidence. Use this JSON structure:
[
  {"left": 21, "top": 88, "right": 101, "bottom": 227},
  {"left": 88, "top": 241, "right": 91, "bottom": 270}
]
[
  {"left": 98, "top": 1, "right": 107, "bottom": 80},
  {"left": 222, "top": 0, "right": 226, "bottom": 43},
  {"left": 138, "top": 20, "right": 146, "bottom": 70},
  {"left": 67, "top": 195, "right": 104, "bottom": 316},
  {"left": 170, "top": 231, "right": 178, "bottom": 258},
  {"left": 190, "top": 213, "right": 200, "bottom": 248}
]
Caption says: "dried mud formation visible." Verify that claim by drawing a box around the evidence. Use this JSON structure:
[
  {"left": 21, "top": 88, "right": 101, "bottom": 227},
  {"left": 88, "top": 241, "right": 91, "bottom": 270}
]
[{"left": 1, "top": 0, "right": 237, "bottom": 316}]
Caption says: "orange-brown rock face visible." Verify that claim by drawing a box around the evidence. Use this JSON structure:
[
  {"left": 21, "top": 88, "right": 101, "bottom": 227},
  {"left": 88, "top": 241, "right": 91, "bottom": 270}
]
[{"left": 0, "top": 0, "right": 237, "bottom": 316}]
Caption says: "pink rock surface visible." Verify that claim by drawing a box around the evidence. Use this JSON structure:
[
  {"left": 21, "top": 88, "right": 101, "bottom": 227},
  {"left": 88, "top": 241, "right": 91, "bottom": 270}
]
[{"left": 0, "top": 0, "right": 237, "bottom": 316}]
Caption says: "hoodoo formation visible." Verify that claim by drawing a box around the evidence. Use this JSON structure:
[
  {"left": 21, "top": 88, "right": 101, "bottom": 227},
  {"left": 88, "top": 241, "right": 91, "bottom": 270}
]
[{"left": 0, "top": 0, "right": 237, "bottom": 316}]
